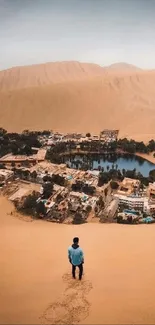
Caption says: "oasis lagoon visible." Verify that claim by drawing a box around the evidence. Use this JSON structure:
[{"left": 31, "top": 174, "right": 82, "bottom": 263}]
[{"left": 65, "top": 154, "right": 155, "bottom": 177}]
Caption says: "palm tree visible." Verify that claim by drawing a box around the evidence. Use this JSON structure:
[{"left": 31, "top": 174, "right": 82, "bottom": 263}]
[
  {"left": 104, "top": 188, "right": 108, "bottom": 197},
  {"left": 31, "top": 170, "right": 37, "bottom": 180},
  {"left": 122, "top": 168, "right": 126, "bottom": 177}
]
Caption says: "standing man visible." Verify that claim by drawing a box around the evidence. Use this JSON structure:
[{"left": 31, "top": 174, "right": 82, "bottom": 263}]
[{"left": 68, "top": 237, "right": 84, "bottom": 280}]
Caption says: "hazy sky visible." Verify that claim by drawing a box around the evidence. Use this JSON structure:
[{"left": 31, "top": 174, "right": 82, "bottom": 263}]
[{"left": 1, "top": 0, "right": 155, "bottom": 70}]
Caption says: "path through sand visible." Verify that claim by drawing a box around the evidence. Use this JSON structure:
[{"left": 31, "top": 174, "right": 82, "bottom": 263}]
[{"left": 1, "top": 196, "right": 155, "bottom": 324}]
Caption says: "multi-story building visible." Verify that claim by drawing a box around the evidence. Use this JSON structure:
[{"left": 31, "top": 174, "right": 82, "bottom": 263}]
[
  {"left": 114, "top": 194, "right": 148, "bottom": 211},
  {"left": 114, "top": 193, "right": 155, "bottom": 214},
  {"left": 100, "top": 129, "right": 119, "bottom": 142}
]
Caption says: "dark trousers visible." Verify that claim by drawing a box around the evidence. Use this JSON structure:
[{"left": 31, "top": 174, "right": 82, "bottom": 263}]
[{"left": 72, "top": 263, "right": 83, "bottom": 280}]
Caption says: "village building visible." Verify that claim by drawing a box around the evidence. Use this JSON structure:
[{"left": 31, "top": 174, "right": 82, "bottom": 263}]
[
  {"left": 90, "top": 135, "right": 100, "bottom": 141},
  {"left": 0, "top": 169, "right": 14, "bottom": 183},
  {"left": 1, "top": 128, "right": 155, "bottom": 225},
  {"left": 117, "top": 178, "right": 140, "bottom": 196},
  {"left": 52, "top": 132, "right": 64, "bottom": 142},
  {"left": 9, "top": 188, "right": 30, "bottom": 202},
  {"left": 0, "top": 148, "right": 47, "bottom": 166},
  {"left": 114, "top": 193, "right": 145, "bottom": 211},
  {"left": 114, "top": 194, "right": 155, "bottom": 214},
  {"left": 147, "top": 182, "right": 155, "bottom": 200},
  {"left": 100, "top": 129, "right": 119, "bottom": 142}
]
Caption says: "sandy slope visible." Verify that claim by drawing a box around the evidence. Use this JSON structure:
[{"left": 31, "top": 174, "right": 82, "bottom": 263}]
[
  {"left": 0, "top": 61, "right": 142, "bottom": 91},
  {"left": 1, "top": 196, "right": 155, "bottom": 325},
  {"left": 0, "top": 61, "right": 106, "bottom": 91},
  {"left": 0, "top": 61, "right": 155, "bottom": 140},
  {"left": 136, "top": 152, "right": 155, "bottom": 164}
]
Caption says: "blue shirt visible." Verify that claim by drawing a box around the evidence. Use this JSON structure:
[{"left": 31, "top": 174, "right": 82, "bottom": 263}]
[{"left": 68, "top": 245, "right": 84, "bottom": 266}]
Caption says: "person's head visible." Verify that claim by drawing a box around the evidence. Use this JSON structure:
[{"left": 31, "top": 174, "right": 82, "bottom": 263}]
[{"left": 73, "top": 237, "right": 79, "bottom": 244}]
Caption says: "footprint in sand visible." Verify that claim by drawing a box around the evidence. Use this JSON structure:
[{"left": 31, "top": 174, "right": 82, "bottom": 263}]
[{"left": 41, "top": 272, "right": 92, "bottom": 325}]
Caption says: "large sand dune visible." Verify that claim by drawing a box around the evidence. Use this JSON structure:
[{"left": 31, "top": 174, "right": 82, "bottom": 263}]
[
  {"left": 1, "top": 196, "right": 155, "bottom": 324},
  {"left": 0, "top": 61, "right": 106, "bottom": 91},
  {"left": 0, "top": 61, "right": 155, "bottom": 140}
]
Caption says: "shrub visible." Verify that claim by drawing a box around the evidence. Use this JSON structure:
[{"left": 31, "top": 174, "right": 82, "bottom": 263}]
[
  {"left": 36, "top": 201, "right": 46, "bottom": 216},
  {"left": 19, "top": 191, "right": 39, "bottom": 215},
  {"left": 110, "top": 181, "right": 119, "bottom": 190}
]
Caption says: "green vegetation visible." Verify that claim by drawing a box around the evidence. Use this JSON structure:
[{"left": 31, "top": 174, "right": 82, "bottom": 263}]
[
  {"left": 16, "top": 192, "right": 47, "bottom": 218},
  {"left": 43, "top": 174, "right": 65, "bottom": 186},
  {"left": 98, "top": 168, "right": 155, "bottom": 187},
  {"left": 16, "top": 191, "right": 39, "bottom": 216},
  {"left": 71, "top": 180, "right": 95, "bottom": 195},
  {"left": 46, "top": 138, "right": 155, "bottom": 168},
  {"left": 0, "top": 128, "right": 43, "bottom": 158},
  {"left": 51, "top": 174, "right": 65, "bottom": 186},
  {"left": 36, "top": 201, "right": 46, "bottom": 216},
  {"left": 110, "top": 181, "right": 119, "bottom": 190},
  {"left": 1, "top": 127, "right": 155, "bottom": 163},
  {"left": 72, "top": 211, "right": 86, "bottom": 224},
  {"left": 98, "top": 169, "right": 123, "bottom": 186},
  {"left": 149, "top": 169, "right": 155, "bottom": 182},
  {"left": 46, "top": 138, "right": 155, "bottom": 165},
  {"left": 42, "top": 181, "right": 54, "bottom": 199},
  {"left": 86, "top": 205, "right": 92, "bottom": 213}
]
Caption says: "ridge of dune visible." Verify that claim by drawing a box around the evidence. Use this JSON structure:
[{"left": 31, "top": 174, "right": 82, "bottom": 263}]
[
  {"left": 104, "top": 62, "right": 144, "bottom": 76},
  {"left": 107, "top": 62, "right": 142, "bottom": 71},
  {"left": 0, "top": 60, "right": 143, "bottom": 92},
  {"left": 0, "top": 61, "right": 106, "bottom": 91}
]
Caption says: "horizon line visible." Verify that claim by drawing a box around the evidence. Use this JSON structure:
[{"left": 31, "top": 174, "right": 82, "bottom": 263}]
[{"left": 1, "top": 59, "right": 154, "bottom": 73}]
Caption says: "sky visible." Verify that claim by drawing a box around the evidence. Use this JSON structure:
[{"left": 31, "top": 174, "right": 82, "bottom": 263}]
[{"left": 1, "top": 0, "right": 155, "bottom": 70}]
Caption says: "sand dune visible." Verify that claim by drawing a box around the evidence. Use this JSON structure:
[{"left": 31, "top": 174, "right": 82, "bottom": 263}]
[
  {"left": 0, "top": 61, "right": 143, "bottom": 91},
  {"left": 1, "top": 196, "right": 155, "bottom": 324},
  {"left": 0, "top": 61, "right": 155, "bottom": 140},
  {"left": 0, "top": 61, "right": 106, "bottom": 91},
  {"left": 107, "top": 62, "right": 142, "bottom": 71}
]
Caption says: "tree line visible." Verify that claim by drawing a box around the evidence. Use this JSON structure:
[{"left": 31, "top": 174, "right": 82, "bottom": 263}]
[
  {"left": 0, "top": 128, "right": 42, "bottom": 157},
  {"left": 0, "top": 128, "right": 51, "bottom": 158},
  {"left": 98, "top": 168, "right": 155, "bottom": 187},
  {"left": 46, "top": 138, "right": 155, "bottom": 165}
]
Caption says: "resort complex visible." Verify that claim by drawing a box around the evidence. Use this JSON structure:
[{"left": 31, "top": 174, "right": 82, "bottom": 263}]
[{"left": 0, "top": 128, "right": 155, "bottom": 225}]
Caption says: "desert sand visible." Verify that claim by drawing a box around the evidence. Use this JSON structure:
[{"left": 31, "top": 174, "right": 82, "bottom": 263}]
[
  {"left": 0, "top": 61, "right": 155, "bottom": 141},
  {"left": 136, "top": 152, "right": 155, "bottom": 164},
  {"left": 1, "top": 195, "right": 155, "bottom": 324}
]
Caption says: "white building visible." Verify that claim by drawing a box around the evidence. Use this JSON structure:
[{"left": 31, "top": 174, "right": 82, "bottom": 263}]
[
  {"left": 0, "top": 169, "right": 14, "bottom": 183},
  {"left": 91, "top": 135, "right": 100, "bottom": 141},
  {"left": 114, "top": 194, "right": 147, "bottom": 212}
]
